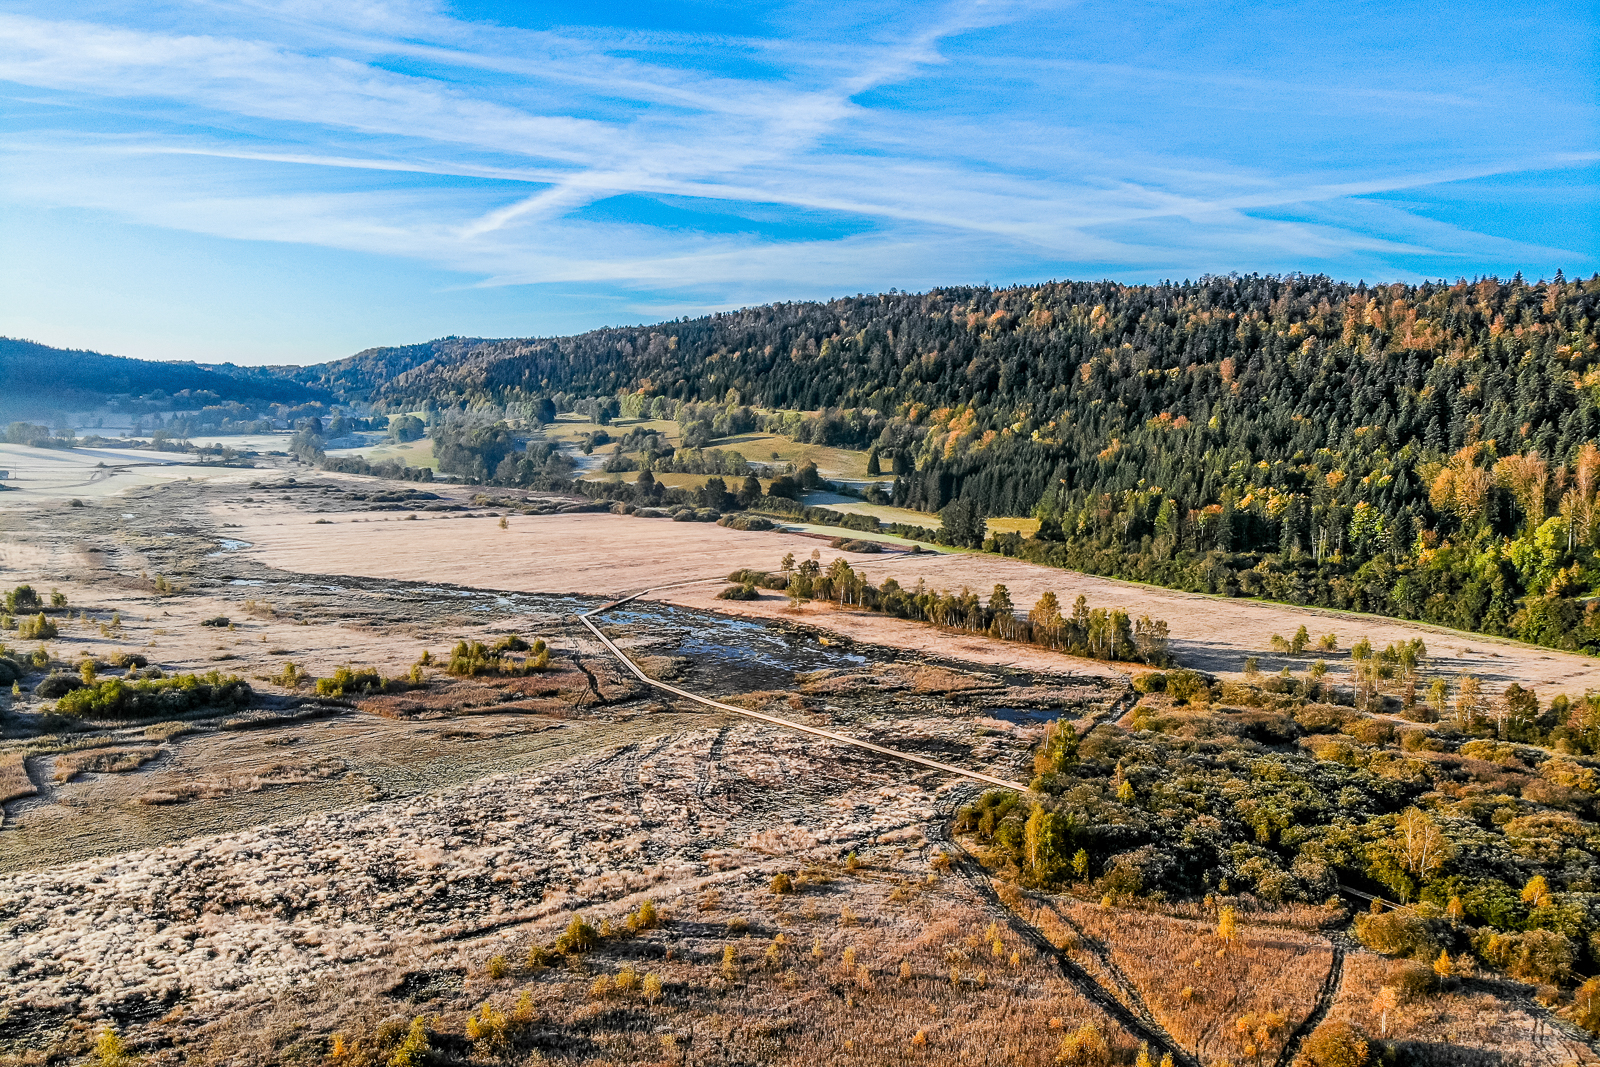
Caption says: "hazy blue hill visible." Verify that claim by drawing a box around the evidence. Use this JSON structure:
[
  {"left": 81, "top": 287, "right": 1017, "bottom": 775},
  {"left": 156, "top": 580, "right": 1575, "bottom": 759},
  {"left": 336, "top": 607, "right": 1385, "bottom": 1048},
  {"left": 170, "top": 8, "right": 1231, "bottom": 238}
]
[{"left": 0, "top": 336, "right": 324, "bottom": 410}]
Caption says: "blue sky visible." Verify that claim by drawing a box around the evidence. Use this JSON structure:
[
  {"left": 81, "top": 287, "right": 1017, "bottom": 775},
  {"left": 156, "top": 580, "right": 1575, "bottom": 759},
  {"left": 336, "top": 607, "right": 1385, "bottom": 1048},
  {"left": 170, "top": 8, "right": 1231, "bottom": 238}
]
[{"left": 1, "top": 0, "right": 1595, "bottom": 365}]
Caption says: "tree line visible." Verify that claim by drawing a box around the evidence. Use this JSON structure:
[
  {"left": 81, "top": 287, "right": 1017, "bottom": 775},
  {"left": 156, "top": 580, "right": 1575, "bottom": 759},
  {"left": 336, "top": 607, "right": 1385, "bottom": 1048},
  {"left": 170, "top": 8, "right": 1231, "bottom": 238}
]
[{"left": 722, "top": 553, "right": 1171, "bottom": 665}]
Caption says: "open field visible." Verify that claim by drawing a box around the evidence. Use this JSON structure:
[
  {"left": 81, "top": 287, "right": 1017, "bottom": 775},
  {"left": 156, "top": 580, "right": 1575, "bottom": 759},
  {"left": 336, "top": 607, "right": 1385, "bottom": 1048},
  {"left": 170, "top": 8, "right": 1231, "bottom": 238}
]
[
  {"left": 0, "top": 470, "right": 1152, "bottom": 1062},
  {"left": 0, "top": 443, "right": 253, "bottom": 504},
  {"left": 224, "top": 503, "right": 1600, "bottom": 697},
  {"left": 3, "top": 460, "right": 1599, "bottom": 1064},
  {"left": 798, "top": 493, "right": 1041, "bottom": 538},
  {"left": 324, "top": 435, "right": 438, "bottom": 469},
  {"left": 716, "top": 432, "right": 881, "bottom": 481},
  {"left": 799, "top": 492, "right": 941, "bottom": 528}
]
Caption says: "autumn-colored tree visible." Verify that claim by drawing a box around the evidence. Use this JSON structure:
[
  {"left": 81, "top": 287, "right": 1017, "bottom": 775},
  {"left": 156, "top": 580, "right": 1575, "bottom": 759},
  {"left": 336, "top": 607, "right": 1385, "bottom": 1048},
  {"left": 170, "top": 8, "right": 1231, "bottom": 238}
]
[
  {"left": 1495, "top": 451, "right": 1550, "bottom": 531},
  {"left": 1300, "top": 1021, "right": 1368, "bottom": 1067},
  {"left": 93, "top": 1028, "right": 131, "bottom": 1067},
  {"left": 1560, "top": 442, "right": 1600, "bottom": 548},
  {"left": 1217, "top": 906, "right": 1238, "bottom": 945},
  {"left": 1054, "top": 1023, "right": 1109, "bottom": 1066},
  {"left": 1454, "top": 674, "right": 1484, "bottom": 729},
  {"left": 1029, "top": 590, "right": 1064, "bottom": 648},
  {"left": 1397, "top": 807, "right": 1453, "bottom": 882},
  {"left": 1572, "top": 977, "right": 1600, "bottom": 1033}
]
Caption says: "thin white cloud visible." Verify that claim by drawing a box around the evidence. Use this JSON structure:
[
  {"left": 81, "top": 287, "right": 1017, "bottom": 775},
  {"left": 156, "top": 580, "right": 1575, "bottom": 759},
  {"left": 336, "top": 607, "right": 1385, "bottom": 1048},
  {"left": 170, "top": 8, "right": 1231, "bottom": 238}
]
[{"left": 0, "top": 0, "right": 1591, "bottom": 317}]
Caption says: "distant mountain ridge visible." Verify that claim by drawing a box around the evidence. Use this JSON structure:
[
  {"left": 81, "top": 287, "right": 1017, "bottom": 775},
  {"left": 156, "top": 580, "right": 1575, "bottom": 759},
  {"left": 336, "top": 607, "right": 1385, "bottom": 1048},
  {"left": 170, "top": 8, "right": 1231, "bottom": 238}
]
[{"left": 0, "top": 336, "right": 327, "bottom": 412}]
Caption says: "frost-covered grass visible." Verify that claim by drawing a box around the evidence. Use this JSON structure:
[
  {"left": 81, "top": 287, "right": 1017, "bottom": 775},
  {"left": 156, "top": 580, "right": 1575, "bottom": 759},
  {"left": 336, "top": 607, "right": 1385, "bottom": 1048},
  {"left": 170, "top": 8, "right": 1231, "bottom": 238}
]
[{"left": 0, "top": 725, "right": 965, "bottom": 1058}]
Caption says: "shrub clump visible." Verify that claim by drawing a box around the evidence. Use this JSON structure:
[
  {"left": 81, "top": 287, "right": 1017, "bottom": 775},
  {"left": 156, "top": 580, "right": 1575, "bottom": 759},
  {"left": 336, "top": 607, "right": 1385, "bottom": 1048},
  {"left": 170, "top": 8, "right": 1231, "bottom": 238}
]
[
  {"left": 54, "top": 671, "right": 252, "bottom": 720},
  {"left": 315, "top": 667, "right": 387, "bottom": 698},
  {"left": 3, "top": 586, "right": 42, "bottom": 614},
  {"left": 1353, "top": 909, "right": 1440, "bottom": 961},
  {"left": 716, "top": 583, "right": 760, "bottom": 601},
  {"left": 0, "top": 648, "right": 27, "bottom": 686},
  {"left": 17, "top": 614, "right": 57, "bottom": 640},
  {"left": 553, "top": 913, "right": 600, "bottom": 955},
  {"left": 447, "top": 638, "right": 549, "bottom": 676},
  {"left": 717, "top": 513, "right": 775, "bottom": 531},
  {"left": 35, "top": 672, "right": 84, "bottom": 699},
  {"left": 1299, "top": 1020, "right": 1369, "bottom": 1067}
]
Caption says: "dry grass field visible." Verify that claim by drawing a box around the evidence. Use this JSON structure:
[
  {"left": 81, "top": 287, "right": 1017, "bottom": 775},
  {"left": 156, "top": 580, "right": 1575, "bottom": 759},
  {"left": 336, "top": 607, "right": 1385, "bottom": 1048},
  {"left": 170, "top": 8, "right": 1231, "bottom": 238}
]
[
  {"left": 224, "top": 499, "right": 1600, "bottom": 695},
  {"left": 1311, "top": 951, "right": 1594, "bottom": 1066},
  {"left": 1051, "top": 901, "right": 1335, "bottom": 1065},
  {"left": 324, "top": 435, "right": 437, "bottom": 470},
  {"left": 3, "top": 464, "right": 1600, "bottom": 1065}
]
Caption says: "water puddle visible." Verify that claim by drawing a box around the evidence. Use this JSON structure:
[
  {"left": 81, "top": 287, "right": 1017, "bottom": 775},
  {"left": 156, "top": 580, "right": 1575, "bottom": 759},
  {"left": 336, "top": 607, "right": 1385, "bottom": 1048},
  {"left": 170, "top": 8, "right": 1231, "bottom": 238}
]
[{"left": 985, "top": 706, "right": 1067, "bottom": 724}]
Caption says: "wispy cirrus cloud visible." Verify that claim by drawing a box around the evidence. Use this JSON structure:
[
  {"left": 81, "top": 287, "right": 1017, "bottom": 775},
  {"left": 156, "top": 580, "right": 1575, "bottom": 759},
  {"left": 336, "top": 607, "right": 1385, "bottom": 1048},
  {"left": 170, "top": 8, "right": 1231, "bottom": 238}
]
[{"left": 0, "top": 0, "right": 1593, "bottom": 361}]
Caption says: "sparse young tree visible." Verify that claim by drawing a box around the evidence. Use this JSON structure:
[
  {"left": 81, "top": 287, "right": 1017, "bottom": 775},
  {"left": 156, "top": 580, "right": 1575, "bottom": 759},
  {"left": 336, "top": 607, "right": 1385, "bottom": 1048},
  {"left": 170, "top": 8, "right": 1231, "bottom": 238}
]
[
  {"left": 1029, "top": 591, "right": 1064, "bottom": 648},
  {"left": 93, "top": 1027, "right": 130, "bottom": 1067},
  {"left": 1291, "top": 625, "right": 1310, "bottom": 654},
  {"left": 1455, "top": 674, "right": 1484, "bottom": 729},
  {"left": 1217, "top": 906, "right": 1238, "bottom": 945},
  {"left": 1398, "top": 807, "right": 1452, "bottom": 883}
]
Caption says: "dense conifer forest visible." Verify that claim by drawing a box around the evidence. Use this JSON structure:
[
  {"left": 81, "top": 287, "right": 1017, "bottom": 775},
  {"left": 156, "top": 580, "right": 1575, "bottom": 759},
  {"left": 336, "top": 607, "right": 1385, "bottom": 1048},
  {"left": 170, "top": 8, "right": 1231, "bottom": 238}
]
[{"left": 367, "top": 273, "right": 1600, "bottom": 654}]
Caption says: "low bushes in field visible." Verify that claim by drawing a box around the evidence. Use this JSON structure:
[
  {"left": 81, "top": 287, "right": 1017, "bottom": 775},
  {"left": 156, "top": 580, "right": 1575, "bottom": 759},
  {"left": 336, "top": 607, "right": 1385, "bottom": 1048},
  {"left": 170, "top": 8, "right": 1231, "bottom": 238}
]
[
  {"left": 718, "top": 513, "right": 775, "bottom": 531},
  {"left": 445, "top": 638, "right": 550, "bottom": 677},
  {"left": 35, "top": 672, "right": 84, "bottom": 699},
  {"left": 724, "top": 569, "right": 790, "bottom": 589},
  {"left": 315, "top": 667, "right": 391, "bottom": 698},
  {"left": 17, "top": 613, "right": 57, "bottom": 640},
  {"left": 54, "top": 671, "right": 252, "bottom": 719}
]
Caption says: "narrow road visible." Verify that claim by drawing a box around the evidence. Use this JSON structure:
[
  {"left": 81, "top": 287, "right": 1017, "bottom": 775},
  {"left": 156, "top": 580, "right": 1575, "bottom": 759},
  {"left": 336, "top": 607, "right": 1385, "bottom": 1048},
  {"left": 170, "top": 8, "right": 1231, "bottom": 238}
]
[{"left": 577, "top": 590, "right": 1030, "bottom": 793}]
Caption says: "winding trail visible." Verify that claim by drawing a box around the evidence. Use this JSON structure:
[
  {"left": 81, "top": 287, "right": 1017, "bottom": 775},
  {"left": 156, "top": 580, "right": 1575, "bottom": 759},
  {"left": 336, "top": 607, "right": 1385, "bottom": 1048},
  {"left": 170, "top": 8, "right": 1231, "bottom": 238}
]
[
  {"left": 927, "top": 788, "right": 1200, "bottom": 1067},
  {"left": 580, "top": 582, "right": 1216, "bottom": 1056},
  {"left": 1273, "top": 940, "right": 1346, "bottom": 1067},
  {"left": 576, "top": 589, "right": 1030, "bottom": 793}
]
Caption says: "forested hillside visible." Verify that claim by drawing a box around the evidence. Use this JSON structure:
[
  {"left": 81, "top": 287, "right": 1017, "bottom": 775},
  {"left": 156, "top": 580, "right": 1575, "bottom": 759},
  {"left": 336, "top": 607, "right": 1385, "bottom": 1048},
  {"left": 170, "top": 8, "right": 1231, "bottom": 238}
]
[
  {"left": 372, "top": 273, "right": 1600, "bottom": 653},
  {"left": 279, "top": 337, "right": 490, "bottom": 402},
  {"left": 0, "top": 336, "right": 324, "bottom": 411}
]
